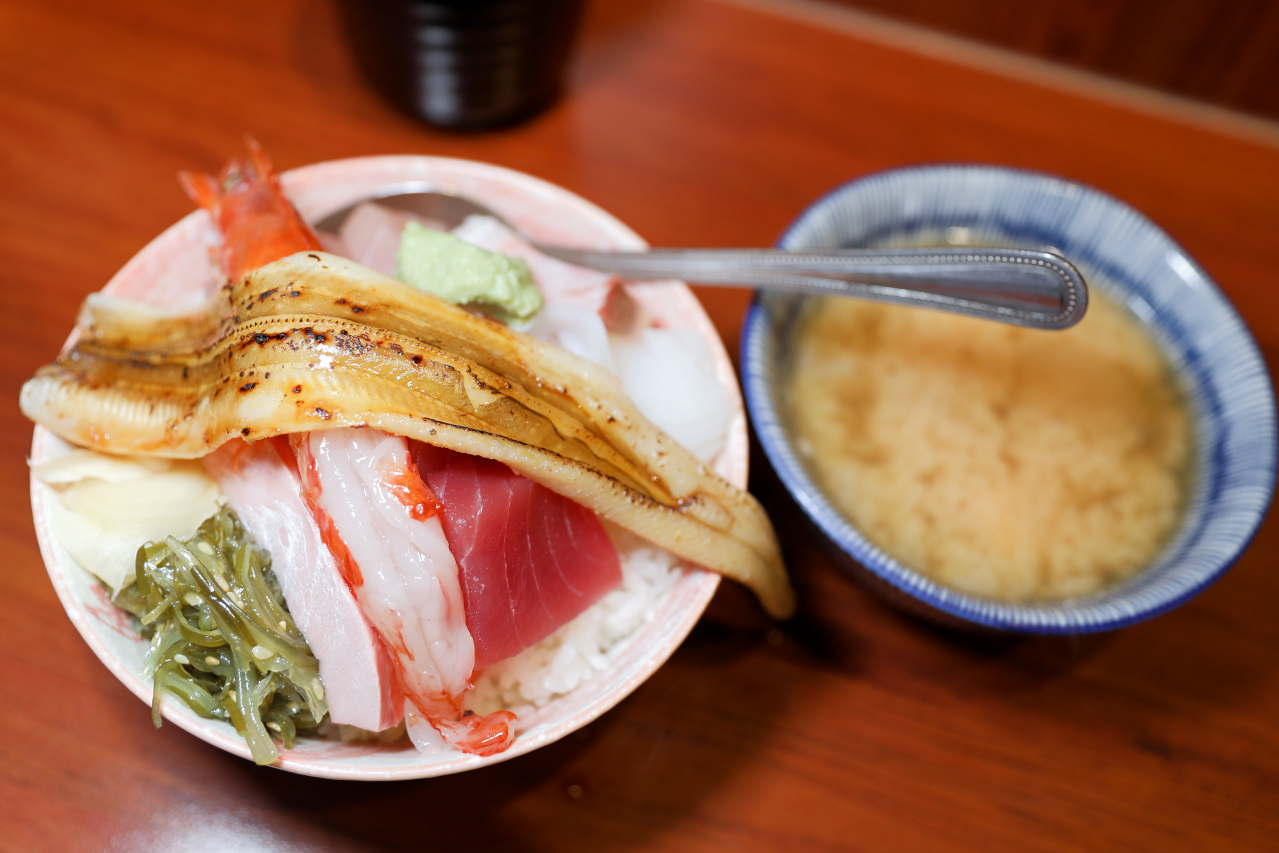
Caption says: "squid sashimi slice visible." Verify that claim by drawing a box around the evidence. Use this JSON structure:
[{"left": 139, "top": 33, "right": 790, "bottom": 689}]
[
  {"left": 412, "top": 442, "right": 623, "bottom": 671},
  {"left": 202, "top": 439, "right": 404, "bottom": 732},
  {"left": 295, "top": 427, "right": 515, "bottom": 756}
]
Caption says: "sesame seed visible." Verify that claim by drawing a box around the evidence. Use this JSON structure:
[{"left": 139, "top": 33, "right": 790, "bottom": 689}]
[
  {"left": 197, "top": 541, "right": 215, "bottom": 556},
  {"left": 184, "top": 592, "right": 203, "bottom": 606},
  {"left": 227, "top": 591, "right": 243, "bottom": 608},
  {"left": 267, "top": 722, "right": 282, "bottom": 732},
  {"left": 278, "top": 620, "right": 288, "bottom": 631},
  {"left": 204, "top": 655, "right": 220, "bottom": 666},
  {"left": 251, "top": 645, "right": 272, "bottom": 660},
  {"left": 173, "top": 654, "right": 190, "bottom": 665},
  {"left": 216, "top": 575, "right": 231, "bottom": 592}
]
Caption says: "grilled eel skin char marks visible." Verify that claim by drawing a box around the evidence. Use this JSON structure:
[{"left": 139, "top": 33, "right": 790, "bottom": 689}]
[{"left": 21, "top": 251, "right": 795, "bottom": 619}]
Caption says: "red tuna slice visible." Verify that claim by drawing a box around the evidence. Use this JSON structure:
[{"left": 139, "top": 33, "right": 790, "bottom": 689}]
[
  {"left": 203, "top": 439, "right": 404, "bottom": 732},
  {"left": 411, "top": 442, "right": 623, "bottom": 671}
]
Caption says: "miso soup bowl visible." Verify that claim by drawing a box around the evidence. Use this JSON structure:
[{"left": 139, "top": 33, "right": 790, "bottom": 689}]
[{"left": 742, "top": 164, "right": 1276, "bottom": 633}]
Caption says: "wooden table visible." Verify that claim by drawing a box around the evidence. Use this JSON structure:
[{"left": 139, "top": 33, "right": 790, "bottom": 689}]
[{"left": 3, "top": 1, "right": 1277, "bottom": 850}]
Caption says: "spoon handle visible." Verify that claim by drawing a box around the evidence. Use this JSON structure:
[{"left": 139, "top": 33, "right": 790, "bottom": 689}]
[{"left": 537, "top": 246, "right": 1088, "bottom": 330}]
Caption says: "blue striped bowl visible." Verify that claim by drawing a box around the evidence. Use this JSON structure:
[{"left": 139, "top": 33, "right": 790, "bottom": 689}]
[{"left": 742, "top": 165, "right": 1276, "bottom": 632}]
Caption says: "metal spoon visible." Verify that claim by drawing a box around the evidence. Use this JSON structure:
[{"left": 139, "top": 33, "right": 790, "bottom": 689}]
[{"left": 313, "top": 188, "right": 1088, "bottom": 330}]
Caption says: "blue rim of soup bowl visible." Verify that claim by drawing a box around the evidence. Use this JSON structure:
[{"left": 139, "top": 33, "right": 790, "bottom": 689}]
[{"left": 742, "top": 164, "right": 1277, "bottom": 632}]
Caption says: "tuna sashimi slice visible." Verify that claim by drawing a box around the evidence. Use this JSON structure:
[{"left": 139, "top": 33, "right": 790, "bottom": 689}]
[
  {"left": 411, "top": 442, "right": 623, "bottom": 671},
  {"left": 203, "top": 439, "right": 403, "bottom": 732}
]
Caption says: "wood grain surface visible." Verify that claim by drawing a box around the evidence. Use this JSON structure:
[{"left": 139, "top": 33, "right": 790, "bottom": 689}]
[
  {"left": 822, "top": 0, "right": 1279, "bottom": 120},
  {"left": 2, "top": 1, "right": 1277, "bottom": 850}
]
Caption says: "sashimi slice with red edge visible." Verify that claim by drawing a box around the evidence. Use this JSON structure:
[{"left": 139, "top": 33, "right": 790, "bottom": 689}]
[
  {"left": 411, "top": 442, "right": 624, "bottom": 671},
  {"left": 203, "top": 438, "right": 404, "bottom": 732},
  {"left": 293, "top": 428, "right": 516, "bottom": 756}
]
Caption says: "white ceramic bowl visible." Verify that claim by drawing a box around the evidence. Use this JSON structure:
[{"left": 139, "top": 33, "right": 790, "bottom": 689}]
[
  {"left": 742, "top": 164, "right": 1276, "bottom": 632},
  {"left": 30, "top": 156, "right": 742, "bottom": 779}
]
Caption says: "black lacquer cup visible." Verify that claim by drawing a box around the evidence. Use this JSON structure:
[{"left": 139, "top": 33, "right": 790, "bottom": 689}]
[{"left": 336, "top": 0, "right": 585, "bottom": 130}]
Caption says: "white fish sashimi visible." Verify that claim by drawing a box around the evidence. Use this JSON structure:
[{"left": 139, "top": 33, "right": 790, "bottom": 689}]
[
  {"left": 298, "top": 427, "right": 515, "bottom": 756},
  {"left": 522, "top": 302, "right": 617, "bottom": 373},
  {"left": 333, "top": 203, "right": 422, "bottom": 277},
  {"left": 203, "top": 440, "right": 403, "bottom": 732},
  {"left": 524, "top": 308, "right": 734, "bottom": 463},
  {"left": 611, "top": 326, "right": 735, "bottom": 463}
]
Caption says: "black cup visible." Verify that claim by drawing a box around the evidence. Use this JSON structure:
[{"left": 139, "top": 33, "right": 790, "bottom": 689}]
[{"left": 336, "top": 0, "right": 586, "bottom": 130}]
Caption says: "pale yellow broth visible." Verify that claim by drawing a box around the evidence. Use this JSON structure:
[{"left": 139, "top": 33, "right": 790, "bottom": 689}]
[{"left": 785, "top": 288, "right": 1191, "bottom": 601}]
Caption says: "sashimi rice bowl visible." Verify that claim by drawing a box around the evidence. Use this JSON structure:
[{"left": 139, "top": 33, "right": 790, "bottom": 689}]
[{"left": 24, "top": 148, "right": 792, "bottom": 780}]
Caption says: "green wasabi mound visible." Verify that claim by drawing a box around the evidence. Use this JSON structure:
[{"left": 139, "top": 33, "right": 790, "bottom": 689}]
[{"left": 395, "top": 220, "right": 543, "bottom": 322}]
